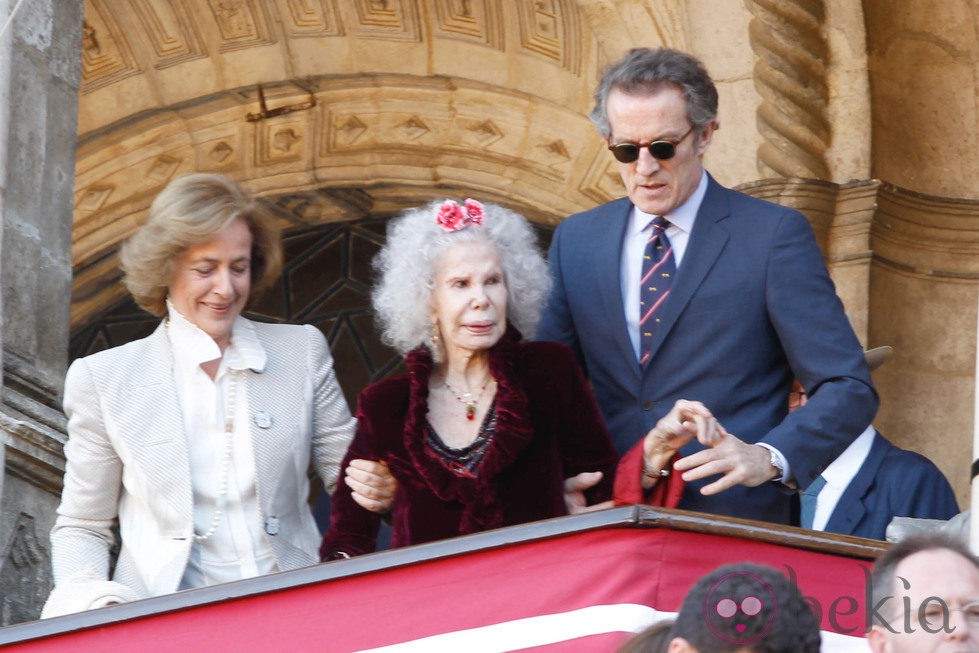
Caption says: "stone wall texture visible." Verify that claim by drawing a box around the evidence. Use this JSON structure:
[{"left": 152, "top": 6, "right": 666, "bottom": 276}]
[{"left": 0, "top": 0, "right": 82, "bottom": 626}]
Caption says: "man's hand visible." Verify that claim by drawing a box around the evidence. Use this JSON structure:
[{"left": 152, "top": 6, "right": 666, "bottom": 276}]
[
  {"left": 563, "top": 471, "right": 613, "bottom": 514},
  {"left": 643, "top": 399, "right": 724, "bottom": 462},
  {"left": 345, "top": 459, "right": 397, "bottom": 513},
  {"left": 672, "top": 436, "right": 778, "bottom": 495},
  {"left": 639, "top": 399, "right": 726, "bottom": 489}
]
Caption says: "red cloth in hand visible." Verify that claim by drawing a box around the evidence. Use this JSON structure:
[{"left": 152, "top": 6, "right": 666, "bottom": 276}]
[{"left": 613, "top": 442, "right": 685, "bottom": 508}]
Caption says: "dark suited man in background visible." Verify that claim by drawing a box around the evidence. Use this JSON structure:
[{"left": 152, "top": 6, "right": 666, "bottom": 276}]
[
  {"left": 538, "top": 47, "right": 878, "bottom": 524},
  {"left": 795, "top": 346, "right": 958, "bottom": 539}
]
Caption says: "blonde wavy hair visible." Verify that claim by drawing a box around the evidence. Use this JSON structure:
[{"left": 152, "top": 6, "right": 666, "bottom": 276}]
[{"left": 119, "top": 173, "right": 283, "bottom": 317}]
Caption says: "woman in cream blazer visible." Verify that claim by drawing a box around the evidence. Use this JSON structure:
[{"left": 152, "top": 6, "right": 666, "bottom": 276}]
[{"left": 44, "top": 174, "right": 355, "bottom": 616}]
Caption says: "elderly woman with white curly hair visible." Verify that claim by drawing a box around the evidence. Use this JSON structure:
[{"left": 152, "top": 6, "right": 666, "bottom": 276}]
[{"left": 320, "top": 198, "right": 619, "bottom": 558}]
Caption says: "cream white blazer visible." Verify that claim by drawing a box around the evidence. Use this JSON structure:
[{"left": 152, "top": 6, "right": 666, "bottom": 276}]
[{"left": 46, "top": 320, "right": 355, "bottom": 613}]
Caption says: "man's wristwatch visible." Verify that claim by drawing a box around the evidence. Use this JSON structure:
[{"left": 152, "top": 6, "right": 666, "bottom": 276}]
[{"left": 768, "top": 448, "right": 784, "bottom": 480}]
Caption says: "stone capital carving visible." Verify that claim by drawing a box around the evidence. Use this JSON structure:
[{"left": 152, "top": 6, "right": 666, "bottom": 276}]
[
  {"left": 873, "top": 184, "right": 979, "bottom": 281},
  {"left": 0, "top": 408, "right": 66, "bottom": 496}
]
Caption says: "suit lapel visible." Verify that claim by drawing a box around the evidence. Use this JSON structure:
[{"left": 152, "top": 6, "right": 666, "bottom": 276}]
[
  {"left": 643, "top": 176, "right": 731, "bottom": 366},
  {"left": 592, "top": 201, "right": 640, "bottom": 382},
  {"left": 124, "top": 324, "right": 193, "bottom": 525},
  {"left": 824, "top": 432, "right": 886, "bottom": 533}
]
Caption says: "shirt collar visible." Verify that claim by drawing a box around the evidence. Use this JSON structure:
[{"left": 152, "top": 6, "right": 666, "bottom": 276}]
[
  {"left": 821, "top": 425, "right": 876, "bottom": 488},
  {"left": 165, "top": 299, "right": 267, "bottom": 373},
  {"left": 630, "top": 169, "right": 708, "bottom": 235}
]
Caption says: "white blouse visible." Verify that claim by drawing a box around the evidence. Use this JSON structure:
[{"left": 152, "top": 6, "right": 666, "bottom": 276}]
[{"left": 166, "top": 302, "right": 278, "bottom": 589}]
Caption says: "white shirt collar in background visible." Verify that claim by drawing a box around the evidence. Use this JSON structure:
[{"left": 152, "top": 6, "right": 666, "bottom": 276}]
[{"left": 811, "top": 425, "right": 876, "bottom": 531}]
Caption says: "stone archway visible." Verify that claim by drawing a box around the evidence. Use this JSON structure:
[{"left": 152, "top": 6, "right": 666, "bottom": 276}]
[
  {"left": 72, "top": 75, "right": 618, "bottom": 330},
  {"left": 71, "top": 0, "right": 687, "bottom": 333},
  {"left": 61, "top": 0, "right": 979, "bottom": 534}
]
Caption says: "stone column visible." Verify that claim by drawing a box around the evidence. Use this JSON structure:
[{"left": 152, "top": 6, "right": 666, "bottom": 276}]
[
  {"left": 0, "top": 1, "right": 10, "bottom": 524},
  {"left": 0, "top": 0, "right": 83, "bottom": 625}
]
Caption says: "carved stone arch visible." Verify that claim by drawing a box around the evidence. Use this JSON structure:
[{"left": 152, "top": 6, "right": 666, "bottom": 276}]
[
  {"left": 72, "top": 0, "right": 695, "bottom": 333},
  {"left": 72, "top": 74, "right": 619, "bottom": 328}
]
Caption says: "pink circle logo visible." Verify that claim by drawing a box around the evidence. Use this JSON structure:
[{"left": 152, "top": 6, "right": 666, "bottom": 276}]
[{"left": 702, "top": 571, "right": 779, "bottom": 644}]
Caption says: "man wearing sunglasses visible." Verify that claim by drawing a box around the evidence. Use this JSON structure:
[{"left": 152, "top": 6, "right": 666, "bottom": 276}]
[{"left": 537, "top": 47, "right": 878, "bottom": 524}]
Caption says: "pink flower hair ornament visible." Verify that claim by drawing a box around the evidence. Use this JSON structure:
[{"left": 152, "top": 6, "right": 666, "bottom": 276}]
[{"left": 435, "top": 198, "right": 485, "bottom": 232}]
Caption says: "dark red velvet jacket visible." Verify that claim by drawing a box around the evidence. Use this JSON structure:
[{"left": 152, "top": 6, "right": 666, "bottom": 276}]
[{"left": 320, "top": 327, "right": 618, "bottom": 558}]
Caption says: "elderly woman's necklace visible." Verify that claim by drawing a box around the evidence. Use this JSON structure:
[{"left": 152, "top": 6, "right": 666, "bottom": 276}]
[{"left": 443, "top": 377, "right": 493, "bottom": 421}]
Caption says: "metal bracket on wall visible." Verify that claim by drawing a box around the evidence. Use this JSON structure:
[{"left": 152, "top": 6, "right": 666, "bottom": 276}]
[{"left": 245, "top": 84, "right": 316, "bottom": 122}]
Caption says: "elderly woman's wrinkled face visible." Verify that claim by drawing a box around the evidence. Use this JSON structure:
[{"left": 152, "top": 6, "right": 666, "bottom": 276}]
[
  {"left": 169, "top": 217, "right": 252, "bottom": 350},
  {"left": 430, "top": 241, "right": 507, "bottom": 358}
]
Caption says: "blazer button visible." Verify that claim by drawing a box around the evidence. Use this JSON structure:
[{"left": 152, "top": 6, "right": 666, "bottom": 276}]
[
  {"left": 265, "top": 516, "right": 280, "bottom": 535},
  {"left": 641, "top": 401, "right": 653, "bottom": 411}
]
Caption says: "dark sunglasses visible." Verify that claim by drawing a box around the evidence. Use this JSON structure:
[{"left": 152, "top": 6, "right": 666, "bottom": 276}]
[{"left": 608, "top": 126, "right": 695, "bottom": 163}]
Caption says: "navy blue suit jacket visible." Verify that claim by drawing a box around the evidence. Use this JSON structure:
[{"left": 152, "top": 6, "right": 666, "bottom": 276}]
[
  {"left": 822, "top": 431, "right": 959, "bottom": 540},
  {"left": 537, "top": 175, "right": 879, "bottom": 523}
]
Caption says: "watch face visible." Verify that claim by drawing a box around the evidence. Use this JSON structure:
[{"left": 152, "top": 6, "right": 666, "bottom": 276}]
[{"left": 769, "top": 451, "right": 783, "bottom": 477}]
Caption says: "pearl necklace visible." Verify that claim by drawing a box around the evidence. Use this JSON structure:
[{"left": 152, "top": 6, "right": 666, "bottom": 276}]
[
  {"left": 193, "top": 369, "right": 243, "bottom": 543},
  {"left": 443, "top": 377, "right": 493, "bottom": 421}
]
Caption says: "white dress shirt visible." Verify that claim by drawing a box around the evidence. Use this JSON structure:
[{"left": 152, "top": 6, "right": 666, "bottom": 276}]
[
  {"left": 810, "top": 425, "right": 876, "bottom": 531},
  {"left": 166, "top": 301, "right": 278, "bottom": 589}
]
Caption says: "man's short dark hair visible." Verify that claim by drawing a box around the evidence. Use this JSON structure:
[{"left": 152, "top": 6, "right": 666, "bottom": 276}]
[
  {"left": 669, "top": 562, "right": 821, "bottom": 653},
  {"left": 870, "top": 532, "right": 979, "bottom": 614},
  {"left": 590, "top": 47, "right": 719, "bottom": 139}
]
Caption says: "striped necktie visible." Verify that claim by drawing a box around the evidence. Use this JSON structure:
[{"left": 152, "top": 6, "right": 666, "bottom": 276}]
[{"left": 639, "top": 216, "right": 676, "bottom": 365}]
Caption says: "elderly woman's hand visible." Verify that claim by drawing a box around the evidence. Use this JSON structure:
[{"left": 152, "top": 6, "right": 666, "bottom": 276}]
[
  {"left": 345, "top": 459, "right": 397, "bottom": 513},
  {"left": 563, "top": 472, "right": 614, "bottom": 515},
  {"left": 641, "top": 399, "right": 725, "bottom": 487}
]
